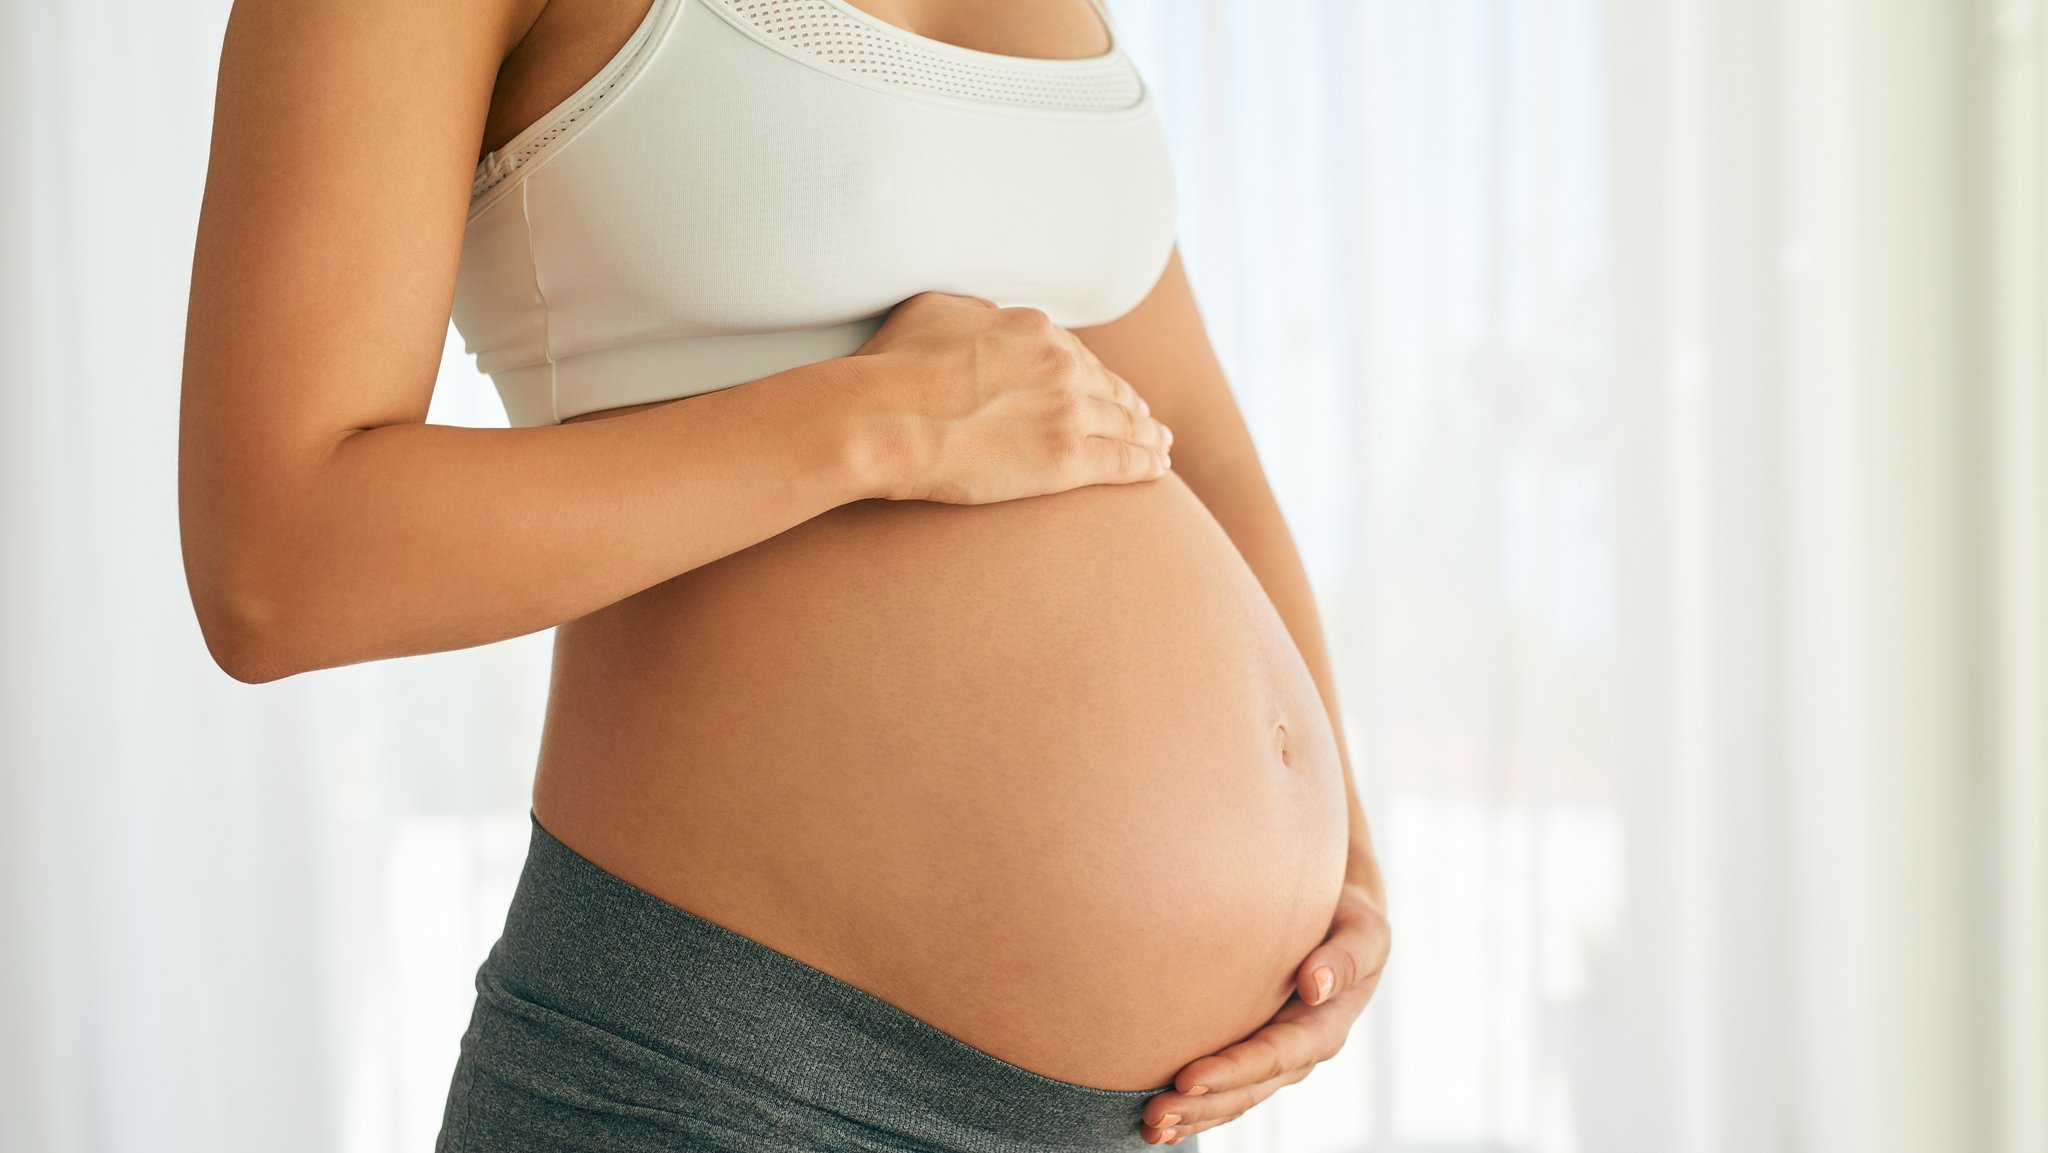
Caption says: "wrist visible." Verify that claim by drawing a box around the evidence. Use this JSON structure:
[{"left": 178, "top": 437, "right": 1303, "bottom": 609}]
[{"left": 824, "top": 352, "right": 926, "bottom": 502}]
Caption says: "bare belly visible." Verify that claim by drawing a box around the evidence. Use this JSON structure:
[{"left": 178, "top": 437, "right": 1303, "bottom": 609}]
[{"left": 533, "top": 405, "right": 1352, "bottom": 1092}]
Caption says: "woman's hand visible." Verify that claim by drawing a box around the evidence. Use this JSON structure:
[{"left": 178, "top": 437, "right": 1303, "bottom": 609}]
[
  {"left": 1140, "top": 882, "right": 1392, "bottom": 1146},
  {"left": 848, "top": 291, "right": 1175, "bottom": 504}
]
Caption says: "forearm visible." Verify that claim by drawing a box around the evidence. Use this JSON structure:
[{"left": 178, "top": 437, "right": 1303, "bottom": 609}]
[
  {"left": 1180, "top": 453, "right": 1385, "bottom": 905},
  {"left": 190, "top": 356, "right": 891, "bottom": 682}
]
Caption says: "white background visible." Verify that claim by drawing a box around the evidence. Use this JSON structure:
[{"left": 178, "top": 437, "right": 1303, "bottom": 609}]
[{"left": 0, "top": 1, "right": 2042, "bottom": 1151}]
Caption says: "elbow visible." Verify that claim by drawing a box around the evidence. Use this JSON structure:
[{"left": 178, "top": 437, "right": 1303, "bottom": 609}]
[
  {"left": 208, "top": 631, "right": 296, "bottom": 686},
  {"left": 188, "top": 565, "right": 304, "bottom": 685},
  {"left": 181, "top": 459, "right": 331, "bottom": 682}
]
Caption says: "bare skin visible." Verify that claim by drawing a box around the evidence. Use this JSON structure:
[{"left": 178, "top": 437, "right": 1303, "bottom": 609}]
[{"left": 180, "top": 0, "right": 1390, "bottom": 1145}]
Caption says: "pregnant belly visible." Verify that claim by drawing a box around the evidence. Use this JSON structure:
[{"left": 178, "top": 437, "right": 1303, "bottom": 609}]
[{"left": 532, "top": 463, "right": 1353, "bottom": 1092}]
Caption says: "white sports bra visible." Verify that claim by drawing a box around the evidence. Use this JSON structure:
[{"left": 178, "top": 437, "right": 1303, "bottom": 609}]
[{"left": 450, "top": 0, "right": 1179, "bottom": 427}]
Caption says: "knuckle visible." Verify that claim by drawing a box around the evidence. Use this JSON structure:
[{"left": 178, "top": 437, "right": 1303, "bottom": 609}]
[
  {"left": 1044, "top": 414, "right": 1086, "bottom": 461},
  {"left": 1037, "top": 339, "right": 1080, "bottom": 375},
  {"left": 1355, "top": 945, "right": 1378, "bottom": 980},
  {"left": 1331, "top": 953, "right": 1357, "bottom": 987},
  {"left": 1007, "top": 304, "right": 1054, "bottom": 331},
  {"left": 1236, "top": 1040, "right": 1269, "bottom": 1081},
  {"left": 1325, "top": 948, "right": 1356, "bottom": 981},
  {"left": 1047, "top": 389, "right": 1086, "bottom": 430}
]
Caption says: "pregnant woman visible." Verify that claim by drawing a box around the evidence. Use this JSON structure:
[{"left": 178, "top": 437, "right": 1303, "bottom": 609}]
[{"left": 179, "top": 0, "right": 1392, "bottom": 1148}]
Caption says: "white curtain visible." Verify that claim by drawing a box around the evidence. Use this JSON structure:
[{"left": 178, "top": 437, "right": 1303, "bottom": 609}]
[{"left": 2, "top": 2, "right": 2039, "bottom": 1152}]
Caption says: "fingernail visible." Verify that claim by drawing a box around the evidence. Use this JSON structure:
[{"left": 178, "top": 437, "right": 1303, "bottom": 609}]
[
  {"left": 1159, "top": 1113, "right": 1182, "bottom": 1128},
  {"left": 1162, "top": 424, "right": 1174, "bottom": 444},
  {"left": 1161, "top": 452, "right": 1172, "bottom": 470},
  {"left": 1186, "top": 1085, "right": 1209, "bottom": 1097},
  {"left": 1140, "top": 397, "right": 1151, "bottom": 414},
  {"left": 1315, "top": 967, "right": 1334, "bottom": 1003}
]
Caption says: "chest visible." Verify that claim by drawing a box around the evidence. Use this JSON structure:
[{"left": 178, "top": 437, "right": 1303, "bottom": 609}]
[{"left": 483, "top": 0, "right": 1176, "bottom": 340}]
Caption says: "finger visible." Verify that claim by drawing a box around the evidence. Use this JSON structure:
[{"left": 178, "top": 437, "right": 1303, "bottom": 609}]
[
  {"left": 1296, "top": 899, "right": 1392, "bottom": 1007},
  {"left": 1105, "top": 372, "right": 1171, "bottom": 444},
  {"left": 1079, "top": 394, "right": 1137, "bottom": 445},
  {"left": 1084, "top": 362, "right": 1137, "bottom": 416},
  {"left": 1153, "top": 1063, "right": 1316, "bottom": 1142},
  {"left": 1171, "top": 1010, "right": 1346, "bottom": 1095},
  {"left": 1089, "top": 374, "right": 1173, "bottom": 452},
  {"left": 1057, "top": 342, "right": 1128, "bottom": 404},
  {"left": 1062, "top": 326, "right": 1104, "bottom": 367},
  {"left": 908, "top": 290, "right": 996, "bottom": 310},
  {"left": 1081, "top": 433, "right": 1169, "bottom": 484},
  {"left": 1080, "top": 395, "right": 1170, "bottom": 452},
  {"left": 1095, "top": 363, "right": 1156, "bottom": 421},
  {"left": 1069, "top": 343, "right": 1163, "bottom": 423},
  {"left": 1296, "top": 940, "right": 1357, "bottom": 1007}
]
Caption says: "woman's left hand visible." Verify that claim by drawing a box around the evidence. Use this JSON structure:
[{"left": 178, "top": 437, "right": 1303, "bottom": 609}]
[{"left": 1140, "top": 880, "right": 1391, "bottom": 1146}]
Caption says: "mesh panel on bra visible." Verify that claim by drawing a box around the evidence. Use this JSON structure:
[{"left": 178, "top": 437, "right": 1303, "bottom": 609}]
[
  {"left": 716, "top": 0, "right": 1143, "bottom": 112},
  {"left": 473, "top": 75, "right": 632, "bottom": 202},
  {"left": 471, "top": 0, "right": 1145, "bottom": 211},
  {"left": 471, "top": 0, "right": 671, "bottom": 204}
]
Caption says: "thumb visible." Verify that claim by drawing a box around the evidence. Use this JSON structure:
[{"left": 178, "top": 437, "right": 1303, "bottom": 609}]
[
  {"left": 1295, "top": 939, "right": 1355, "bottom": 1006},
  {"left": 1294, "top": 892, "right": 1391, "bottom": 1006}
]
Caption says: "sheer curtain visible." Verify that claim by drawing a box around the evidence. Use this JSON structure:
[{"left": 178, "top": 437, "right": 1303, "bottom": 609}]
[{"left": 1, "top": 2, "right": 2039, "bottom": 1152}]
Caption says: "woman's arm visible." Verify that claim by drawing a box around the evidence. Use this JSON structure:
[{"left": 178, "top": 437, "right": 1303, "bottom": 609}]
[
  {"left": 179, "top": 0, "right": 891, "bottom": 684},
  {"left": 182, "top": 0, "right": 1171, "bottom": 685}
]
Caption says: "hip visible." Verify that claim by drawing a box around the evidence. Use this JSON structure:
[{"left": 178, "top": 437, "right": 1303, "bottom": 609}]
[{"left": 438, "top": 815, "right": 1192, "bottom": 1153}]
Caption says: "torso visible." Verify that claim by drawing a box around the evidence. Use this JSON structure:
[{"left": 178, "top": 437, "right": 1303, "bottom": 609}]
[{"left": 477, "top": 0, "right": 1352, "bottom": 1093}]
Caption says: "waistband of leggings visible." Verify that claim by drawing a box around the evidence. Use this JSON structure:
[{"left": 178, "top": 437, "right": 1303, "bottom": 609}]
[{"left": 482, "top": 812, "right": 1173, "bottom": 1148}]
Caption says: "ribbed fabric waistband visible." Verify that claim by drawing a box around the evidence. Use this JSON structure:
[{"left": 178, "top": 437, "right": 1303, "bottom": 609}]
[{"left": 458, "top": 813, "right": 1177, "bottom": 1152}]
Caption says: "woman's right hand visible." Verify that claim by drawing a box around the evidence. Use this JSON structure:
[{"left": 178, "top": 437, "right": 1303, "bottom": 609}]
[{"left": 847, "top": 291, "right": 1175, "bottom": 504}]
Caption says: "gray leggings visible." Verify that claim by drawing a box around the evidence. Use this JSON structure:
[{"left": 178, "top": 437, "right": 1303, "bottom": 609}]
[{"left": 435, "top": 814, "right": 1190, "bottom": 1152}]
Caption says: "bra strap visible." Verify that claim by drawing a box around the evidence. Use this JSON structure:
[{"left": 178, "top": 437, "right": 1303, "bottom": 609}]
[{"left": 1084, "top": 0, "right": 1121, "bottom": 45}]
